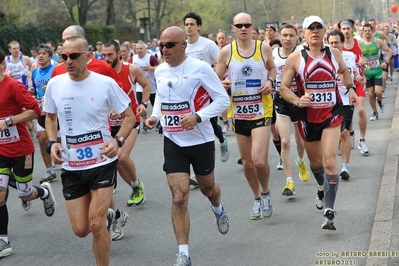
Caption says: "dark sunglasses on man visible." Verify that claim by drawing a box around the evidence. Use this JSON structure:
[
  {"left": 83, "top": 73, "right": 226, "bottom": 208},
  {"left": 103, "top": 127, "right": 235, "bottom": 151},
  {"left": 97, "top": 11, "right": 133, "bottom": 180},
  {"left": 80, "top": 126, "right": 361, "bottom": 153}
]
[
  {"left": 234, "top": 23, "right": 253, "bottom": 29},
  {"left": 60, "top": 51, "right": 85, "bottom": 61},
  {"left": 159, "top": 41, "right": 185, "bottom": 50},
  {"left": 307, "top": 24, "right": 324, "bottom": 31}
]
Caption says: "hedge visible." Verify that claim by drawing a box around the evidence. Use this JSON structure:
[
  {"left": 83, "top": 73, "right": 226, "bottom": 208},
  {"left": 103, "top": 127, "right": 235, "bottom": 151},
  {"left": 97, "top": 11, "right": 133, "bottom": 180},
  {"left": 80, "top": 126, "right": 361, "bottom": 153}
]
[{"left": 0, "top": 23, "right": 57, "bottom": 55}]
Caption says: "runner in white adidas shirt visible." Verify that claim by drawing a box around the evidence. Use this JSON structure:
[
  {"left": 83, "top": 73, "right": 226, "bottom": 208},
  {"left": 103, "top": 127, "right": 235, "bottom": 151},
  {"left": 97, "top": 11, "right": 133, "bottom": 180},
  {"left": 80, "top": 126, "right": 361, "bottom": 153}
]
[
  {"left": 43, "top": 37, "right": 135, "bottom": 266},
  {"left": 145, "top": 26, "right": 230, "bottom": 266}
]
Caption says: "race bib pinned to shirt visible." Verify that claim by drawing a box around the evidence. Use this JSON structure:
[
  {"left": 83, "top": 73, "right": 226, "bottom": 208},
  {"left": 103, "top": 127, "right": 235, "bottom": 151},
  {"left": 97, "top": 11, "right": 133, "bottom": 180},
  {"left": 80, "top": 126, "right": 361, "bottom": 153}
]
[
  {"left": 304, "top": 81, "right": 336, "bottom": 109},
  {"left": 161, "top": 101, "right": 192, "bottom": 133},
  {"left": 66, "top": 131, "right": 106, "bottom": 167},
  {"left": 232, "top": 93, "right": 263, "bottom": 119},
  {"left": 0, "top": 125, "right": 20, "bottom": 144}
]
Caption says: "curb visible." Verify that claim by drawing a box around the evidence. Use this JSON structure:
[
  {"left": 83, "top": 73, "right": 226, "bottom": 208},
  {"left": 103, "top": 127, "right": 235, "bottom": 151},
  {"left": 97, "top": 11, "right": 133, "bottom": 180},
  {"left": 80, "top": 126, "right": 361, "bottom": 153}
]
[{"left": 366, "top": 81, "right": 399, "bottom": 266}]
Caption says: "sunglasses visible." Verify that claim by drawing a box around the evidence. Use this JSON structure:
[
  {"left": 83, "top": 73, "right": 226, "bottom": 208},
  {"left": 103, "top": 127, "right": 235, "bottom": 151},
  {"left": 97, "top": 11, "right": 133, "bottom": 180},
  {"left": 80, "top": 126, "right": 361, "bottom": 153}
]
[
  {"left": 234, "top": 23, "right": 253, "bottom": 29},
  {"left": 159, "top": 41, "right": 183, "bottom": 50},
  {"left": 307, "top": 24, "right": 324, "bottom": 31},
  {"left": 60, "top": 51, "right": 85, "bottom": 61}
]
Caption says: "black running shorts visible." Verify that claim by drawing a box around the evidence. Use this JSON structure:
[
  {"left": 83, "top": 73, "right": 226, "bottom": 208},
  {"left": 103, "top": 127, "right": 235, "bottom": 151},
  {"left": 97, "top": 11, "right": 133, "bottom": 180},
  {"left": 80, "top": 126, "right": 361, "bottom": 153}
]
[
  {"left": 163, "top": 137, "right": 215, "bottom": 176},
  {"left": 61, "top": 160, "right": 117, "bottom": 200}
]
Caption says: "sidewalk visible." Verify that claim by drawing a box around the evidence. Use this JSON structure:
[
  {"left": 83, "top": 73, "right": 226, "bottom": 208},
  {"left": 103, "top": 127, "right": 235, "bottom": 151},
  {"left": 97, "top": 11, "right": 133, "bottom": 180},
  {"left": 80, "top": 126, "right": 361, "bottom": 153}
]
[{"left": 367, "top": 73, "right": 399, "bottom": 266}]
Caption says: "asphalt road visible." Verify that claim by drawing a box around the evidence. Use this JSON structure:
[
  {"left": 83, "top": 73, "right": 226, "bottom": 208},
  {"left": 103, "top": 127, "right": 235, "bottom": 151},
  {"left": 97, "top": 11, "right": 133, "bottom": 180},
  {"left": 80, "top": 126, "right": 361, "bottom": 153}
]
[{"left": 2, "top": 77, "right": 399, "bottom": 266}]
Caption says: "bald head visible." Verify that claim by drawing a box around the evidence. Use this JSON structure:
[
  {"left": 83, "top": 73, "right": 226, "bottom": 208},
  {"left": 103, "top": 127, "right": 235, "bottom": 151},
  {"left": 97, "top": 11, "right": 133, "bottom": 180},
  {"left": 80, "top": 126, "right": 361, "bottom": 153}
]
[
  {"left": 159, "top": 26, "right": 187, "bottom": 67},
  {"left": 63, "top": 36, "right": 89, "bottom": 52},
  {"left": 161, "top": 26, "right": 186, "bottom": 41},
  {"left": 233, "top": 12, "right": 252, "bottom": 24},
  {"left": 62, "top": 25, "right": 86, "bottom": 42}
]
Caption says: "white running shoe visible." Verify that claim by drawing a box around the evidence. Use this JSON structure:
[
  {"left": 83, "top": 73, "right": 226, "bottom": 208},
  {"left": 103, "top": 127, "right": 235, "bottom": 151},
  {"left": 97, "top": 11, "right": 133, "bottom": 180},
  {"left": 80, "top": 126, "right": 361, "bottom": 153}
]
[
  {"left": 220, "top": 136, "right": 229, "bottom": 162},
  {"left": 340, "top": 164, "right": 350, "bottom": 180},
  {"left": 357, "top": 140, "right": 369, "bottom": 155},
  {"left": 276, "top": 159, "right": 284, "bottom": 170},
  {"left": 111, "top": 210, "right": 129, "bottom": 241}
]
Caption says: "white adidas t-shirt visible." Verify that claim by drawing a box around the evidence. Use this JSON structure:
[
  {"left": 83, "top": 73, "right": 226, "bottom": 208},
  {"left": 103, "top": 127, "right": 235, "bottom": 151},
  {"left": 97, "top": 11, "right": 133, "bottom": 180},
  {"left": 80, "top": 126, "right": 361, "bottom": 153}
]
[
  {"left": 152, "top": 56, "right": 230, "bottom": 147},
  {"left": 44, "top": 71, "right": 131, "bottom": 171}
]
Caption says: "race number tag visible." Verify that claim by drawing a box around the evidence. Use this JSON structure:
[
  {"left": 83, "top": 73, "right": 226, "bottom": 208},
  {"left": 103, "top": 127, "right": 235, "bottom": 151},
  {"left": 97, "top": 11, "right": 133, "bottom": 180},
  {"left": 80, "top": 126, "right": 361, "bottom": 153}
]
[
  {"left": 365, "top": 56, "right": 380, "bottom": 69},
  {"left": 161, "top": 101, "right": 192, "bottom": 133},
  {"left": 304, "top": 81, "right": 336, "bottom": 109},
  {"left": 0, "top": 125, "right": 20, "bottom": 144},
  {"left": 109, "top": 113, "right": 123, "bottom": 127},
  {"left": 232, "top": 93, "right": 263, "bottom": 119},
  {"left": 66, "top": 131, "right": 106, "bottom": 167}
]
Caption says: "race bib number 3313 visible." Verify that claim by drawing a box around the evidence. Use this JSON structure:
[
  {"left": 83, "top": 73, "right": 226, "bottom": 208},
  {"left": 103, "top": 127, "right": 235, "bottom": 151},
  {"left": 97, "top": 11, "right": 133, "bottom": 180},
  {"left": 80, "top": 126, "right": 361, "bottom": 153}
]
[{"left": 305, "top": 81, "right": 336, "bottom": 109}]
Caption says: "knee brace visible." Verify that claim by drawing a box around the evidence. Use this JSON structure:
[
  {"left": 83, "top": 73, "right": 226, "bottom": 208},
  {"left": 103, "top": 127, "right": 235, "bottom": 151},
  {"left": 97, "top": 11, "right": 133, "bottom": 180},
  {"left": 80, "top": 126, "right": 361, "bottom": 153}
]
[{"left": 0, "top": 187, "right": 8, "bottom": 206}]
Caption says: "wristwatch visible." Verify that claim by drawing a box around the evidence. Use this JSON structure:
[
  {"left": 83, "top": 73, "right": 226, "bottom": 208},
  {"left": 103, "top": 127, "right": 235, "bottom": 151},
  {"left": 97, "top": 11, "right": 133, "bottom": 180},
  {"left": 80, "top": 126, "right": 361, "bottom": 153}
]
[
  {"left": 267, "top": 78, "right": 276, "bottom": 87},
  {"left": 140, "top": 102, "right": 147, "bottom": 108},
  {"left": 346, "top": 84, "right": 356, "bottom": 90},
  {"left": 114, "top": 135, "right": 125, "bottom": 147},
  {"left": 46, "top": 140, "right": 57, "bottom": 154},
  {"left": 4, "top": 117, "right": 13, "bottom": 127},
  {"left": 195, "top": 113, "right": 202, "bottom": 123},
  {"left": 345, "top": 84, "right": 357, "bottom": 95}
]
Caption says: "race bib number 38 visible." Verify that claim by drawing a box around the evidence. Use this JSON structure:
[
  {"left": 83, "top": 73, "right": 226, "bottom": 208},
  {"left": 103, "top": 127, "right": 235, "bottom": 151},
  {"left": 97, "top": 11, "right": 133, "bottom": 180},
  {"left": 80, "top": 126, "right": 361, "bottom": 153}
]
[
  {"left": 66, "top": 131, "right": 106, "bottom": 167},
  {"left": 161, "top": 101, "right": 192, "bottom": 133},
  {"left": 305, "top": 81, "right": 336, "bottom": 109}
]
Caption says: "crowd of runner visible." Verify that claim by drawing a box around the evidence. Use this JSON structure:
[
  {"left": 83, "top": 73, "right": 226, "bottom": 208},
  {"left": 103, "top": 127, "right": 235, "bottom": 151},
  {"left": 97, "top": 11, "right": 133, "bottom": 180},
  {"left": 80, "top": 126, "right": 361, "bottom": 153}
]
[{"left": 0, "top": 11, "right": 396, "bottom": 266}]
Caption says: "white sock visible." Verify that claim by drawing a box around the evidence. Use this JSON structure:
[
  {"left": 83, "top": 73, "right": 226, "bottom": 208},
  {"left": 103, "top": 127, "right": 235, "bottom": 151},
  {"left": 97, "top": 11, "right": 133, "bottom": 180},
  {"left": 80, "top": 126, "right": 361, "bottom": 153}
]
[
  {"left": 296, "top": 157, "right": 304, "bottom": 164},
  {"left": 212, "top": 203, "right": 223, "bottom": 216},
  {"left": 178, "top": 244, "right": 189, "bottom": 257},
  {"left": 0, "top": 236, "right": 8, "bottom": 243},
  {"left": 286, "top": 177, "right": 293, "bottom": 182},
  {"left": 131, "top": 180, "right": 139, "bottom": 187}
]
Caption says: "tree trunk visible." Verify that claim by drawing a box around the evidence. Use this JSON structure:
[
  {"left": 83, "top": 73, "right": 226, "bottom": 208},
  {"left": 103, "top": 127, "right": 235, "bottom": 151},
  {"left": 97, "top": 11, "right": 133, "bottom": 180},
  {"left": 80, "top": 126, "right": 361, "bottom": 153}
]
[
  {"left": 77, "top": 0, "right": 88, "bottom": 25},
  {"left": 106, "top": 0, "right": 115, "bottom": 25}
]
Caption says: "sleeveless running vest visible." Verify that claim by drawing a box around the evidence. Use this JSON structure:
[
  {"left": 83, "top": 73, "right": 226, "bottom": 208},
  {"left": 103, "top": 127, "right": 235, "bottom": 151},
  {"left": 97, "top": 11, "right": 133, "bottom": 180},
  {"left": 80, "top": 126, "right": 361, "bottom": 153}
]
[
  {"left": 273, "top": 46, "right": 298, "bottom": 93},
  {"left": 133, "top": 53, "right": 157, "bottom": 94},
  {"left": 119, "top": 63, "right": 140, "bottom": 122},
  {"left": 295, "top": 46, "right": 343, "bottom": 123},
  {"left": 342, "top": 38, "right": 364, "bottom": 91},
  {"left": 362, "top": 39, "right": 383, "bottom": 79},
  {"left": 6, "top": 54, "right": 28, "bottom": 88},
  {"left": 226, "top": 40, "right": 273, "bottom": 120}
]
